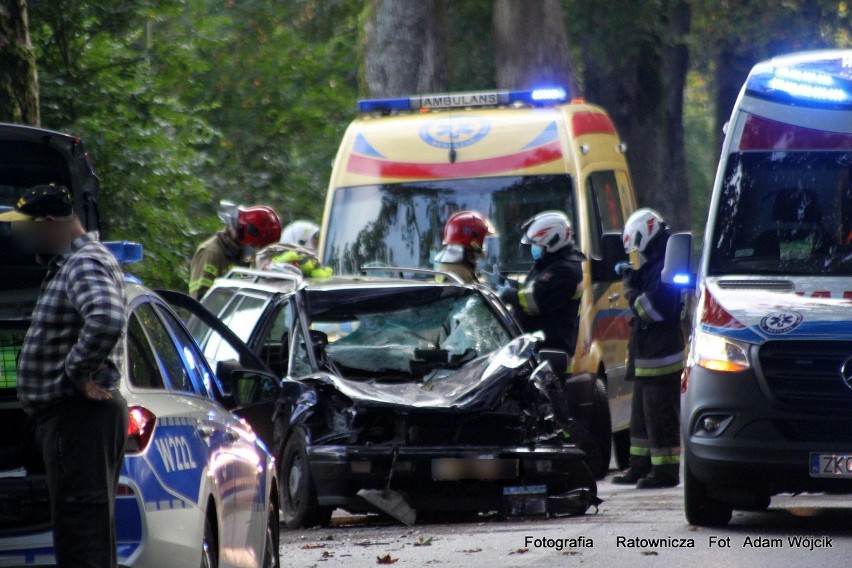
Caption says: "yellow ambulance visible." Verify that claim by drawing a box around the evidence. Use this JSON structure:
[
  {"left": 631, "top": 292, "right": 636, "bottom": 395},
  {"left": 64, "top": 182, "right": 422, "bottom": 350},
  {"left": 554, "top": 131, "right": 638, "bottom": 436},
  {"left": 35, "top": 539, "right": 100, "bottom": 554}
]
[{"left": 320, "top": 88, "right": 637, "bottom": 469}]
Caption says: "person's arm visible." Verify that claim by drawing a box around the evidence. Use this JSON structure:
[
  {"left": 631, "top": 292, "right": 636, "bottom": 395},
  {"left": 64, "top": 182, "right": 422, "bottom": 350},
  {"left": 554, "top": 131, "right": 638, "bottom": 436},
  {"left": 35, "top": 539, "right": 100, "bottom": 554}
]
[
  {"left": 633, "top": 268, "right": 681, "bottom": 324},
  {"left": 188, "top": 248, "right": 219, "bottom": 299},
  {"left": 63, "top": 255, "right": 126, "bottom": 387},
  {"left": 517, "top": 264, "right": 583, "bottom": 317}
]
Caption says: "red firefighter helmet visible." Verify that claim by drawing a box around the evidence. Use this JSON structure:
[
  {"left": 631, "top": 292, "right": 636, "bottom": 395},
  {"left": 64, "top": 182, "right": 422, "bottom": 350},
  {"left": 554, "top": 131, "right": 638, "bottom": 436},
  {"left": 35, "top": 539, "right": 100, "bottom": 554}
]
[
  {"left": 237, "top": 206, "right": 282, "bottom": 247},
  {"left": 442, "top": 211, "right": 495, "bottom": 253}
]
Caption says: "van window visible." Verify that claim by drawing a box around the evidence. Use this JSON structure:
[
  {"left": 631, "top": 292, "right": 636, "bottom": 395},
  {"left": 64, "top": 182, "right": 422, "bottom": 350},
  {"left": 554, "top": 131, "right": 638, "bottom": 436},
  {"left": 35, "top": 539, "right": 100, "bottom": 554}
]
[
  {"left": 709, "top": 151, "right": 852, "bottom": 275},
  {"left": 585, "top": 170, "right": 625, "bottom": 256},
  {"left": 324, "top": 175, "right": 576, "bottom": 274}
]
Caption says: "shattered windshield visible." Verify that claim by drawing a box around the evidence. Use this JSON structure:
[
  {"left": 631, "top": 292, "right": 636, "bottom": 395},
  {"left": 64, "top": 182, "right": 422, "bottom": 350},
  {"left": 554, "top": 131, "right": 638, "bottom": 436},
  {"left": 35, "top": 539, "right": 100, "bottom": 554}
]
[
  {"left": 709, "top": 151, "right": 852, "bottom": 275},
  {"left": 323, "top": 175, "right": 575, "bottom": 274},
  {"left": 307, "top": 287, "right": 512, "bottom": 381}
]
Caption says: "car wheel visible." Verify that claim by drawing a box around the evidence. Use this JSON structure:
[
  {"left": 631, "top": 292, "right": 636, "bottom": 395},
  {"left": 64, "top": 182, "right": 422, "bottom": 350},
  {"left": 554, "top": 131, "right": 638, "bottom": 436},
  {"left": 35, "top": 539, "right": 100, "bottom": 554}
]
[
  {"left": 201, "top": 516, "right": 217, "bottom": 568},
  {"left": 280, "top": 430, "right": 333, "bottom": 529},
  {"left": 684, "top": 459, "right": 732, "bottom": 527},
  {"left": 612, "top": 429, "right": 631, "bottom": 471},
  {"left": 261, "top": 500, "right": 280, "bottom": 568},
  {"left": 586, "top": 379, "right": 612, "bottom": 480}
]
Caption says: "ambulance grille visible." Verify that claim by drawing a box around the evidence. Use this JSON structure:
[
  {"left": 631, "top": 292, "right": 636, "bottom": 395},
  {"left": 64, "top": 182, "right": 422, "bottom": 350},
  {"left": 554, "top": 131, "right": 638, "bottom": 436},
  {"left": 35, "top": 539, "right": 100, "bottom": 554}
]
[{"left": 759, "top": 341, "right": 852, "bottom": 408}]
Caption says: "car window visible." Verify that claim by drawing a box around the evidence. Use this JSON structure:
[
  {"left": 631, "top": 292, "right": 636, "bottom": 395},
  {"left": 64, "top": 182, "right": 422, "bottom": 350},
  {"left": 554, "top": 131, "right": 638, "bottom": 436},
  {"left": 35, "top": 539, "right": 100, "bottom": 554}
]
[
  {"left": 188, "top": 287, "right": 238, "bottom": 344},
  {"left": 586, "top": 170, "right": 625, "bottom": 257},
  {"left": 200, "top": 293, "right": 268, "bottom": 366},
  {"left": 258, "top": 301, "right": 292, "bottom": 377},
  {"left": 126, "top": 311, "right": 166, "bottom": 390},
  {"left": 133, "top": 302, "right": 204, "bottom": 396},
  {"left": 290, "top": 327, "right": 313, "bottom": 377},
  {"left": 155, "top": 304, "right": 215, "bottom": 398}
]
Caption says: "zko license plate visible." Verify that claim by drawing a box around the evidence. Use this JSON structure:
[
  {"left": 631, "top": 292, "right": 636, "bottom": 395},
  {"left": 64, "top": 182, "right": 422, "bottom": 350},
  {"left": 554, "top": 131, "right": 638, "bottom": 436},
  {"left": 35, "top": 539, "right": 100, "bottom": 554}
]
[
  {"left": 431, "top": 458, "right": 518, "bottom": 481},
  {"left": 809, "top": 453, "right": 852, "bottom": 478}
]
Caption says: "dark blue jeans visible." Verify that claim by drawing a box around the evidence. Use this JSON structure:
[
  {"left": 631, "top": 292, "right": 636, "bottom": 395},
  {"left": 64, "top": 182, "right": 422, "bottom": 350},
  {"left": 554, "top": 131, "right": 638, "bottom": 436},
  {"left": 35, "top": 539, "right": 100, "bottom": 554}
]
[{"left": 35, "top": 393, "right": 128, "bottom": 568}]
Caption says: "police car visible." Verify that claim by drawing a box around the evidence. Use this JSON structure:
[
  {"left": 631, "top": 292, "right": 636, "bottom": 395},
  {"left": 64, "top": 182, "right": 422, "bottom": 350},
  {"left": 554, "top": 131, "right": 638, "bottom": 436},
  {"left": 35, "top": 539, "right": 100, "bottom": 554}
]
[{"left": 0, "top": 124, "right": 280, "bottom": 567}]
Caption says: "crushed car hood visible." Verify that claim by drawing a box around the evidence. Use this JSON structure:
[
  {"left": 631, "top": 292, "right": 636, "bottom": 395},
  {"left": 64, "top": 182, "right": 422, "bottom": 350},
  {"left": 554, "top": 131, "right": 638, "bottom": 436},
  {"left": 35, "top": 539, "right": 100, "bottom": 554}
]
[
  {"left": 305, "top": 335, "right": 538, "bottom": 411},
  {"left": 702, "top": 276, "right": 852, "bottom": 343}
]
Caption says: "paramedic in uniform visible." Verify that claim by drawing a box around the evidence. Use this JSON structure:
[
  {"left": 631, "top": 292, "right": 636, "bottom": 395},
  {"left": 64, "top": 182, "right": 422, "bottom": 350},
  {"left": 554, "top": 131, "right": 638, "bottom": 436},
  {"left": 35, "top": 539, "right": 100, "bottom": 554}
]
[
  {"left": 612, "top": 208, "right": 685, "bottom": 489},
  {"left": 498, "top": 211, "right": 585, "bottom": 368}
]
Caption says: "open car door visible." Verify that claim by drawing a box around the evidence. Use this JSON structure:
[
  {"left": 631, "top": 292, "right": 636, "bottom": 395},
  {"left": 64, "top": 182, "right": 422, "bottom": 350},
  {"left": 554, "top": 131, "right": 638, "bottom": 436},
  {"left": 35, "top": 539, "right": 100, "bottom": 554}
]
[{"left": 156, "top": 289, "right": 280, "bottom": 451}]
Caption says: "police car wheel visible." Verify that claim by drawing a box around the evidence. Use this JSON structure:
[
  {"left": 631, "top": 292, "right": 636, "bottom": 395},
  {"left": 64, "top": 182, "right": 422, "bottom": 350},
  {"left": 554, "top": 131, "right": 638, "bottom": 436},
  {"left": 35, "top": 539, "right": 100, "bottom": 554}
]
[
  {"left": 684, "top": 460, "right": 732, "bottom": 527},
  {"left": 201, "top": 516, "right": 217, "bottom": 568},
  {"left": 280, "top": 430, "right": 332, "bottom": 529},
  {"left": 262, "top": 500, "right": 281, "bottom": 568}
]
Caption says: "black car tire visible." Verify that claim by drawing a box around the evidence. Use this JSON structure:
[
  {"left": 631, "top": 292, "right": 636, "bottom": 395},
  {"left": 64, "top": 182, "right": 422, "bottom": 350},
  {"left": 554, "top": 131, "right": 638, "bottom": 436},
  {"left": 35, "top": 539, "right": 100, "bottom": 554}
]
[
  {"left": 201, "top": 516, "right": 217, "bottom": 568},
  {"left": 587, "top": 379, "right": 612, "bottom": 480},
  {"left": 262, "top": 500, "right": 281, "bottom": 568},
  {"left": 684, "top": 460, "right": 732, "bottom": 527},
  {"left": 613, "top": 429, "right": 631, "bottom": 471},
  {"left": 280, "top": 429, "right": 333, "bottom": 529}
]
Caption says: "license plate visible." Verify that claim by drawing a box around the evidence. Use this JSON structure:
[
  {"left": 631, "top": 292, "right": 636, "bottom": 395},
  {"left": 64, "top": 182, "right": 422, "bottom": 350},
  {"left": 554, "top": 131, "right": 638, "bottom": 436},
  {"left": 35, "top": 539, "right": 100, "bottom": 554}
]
[
  {"left": 809, "top": 453, "right": 852, "bottom": 478},
  {"left": 431, "top": 458, "right": 518, "bottom": 481}
]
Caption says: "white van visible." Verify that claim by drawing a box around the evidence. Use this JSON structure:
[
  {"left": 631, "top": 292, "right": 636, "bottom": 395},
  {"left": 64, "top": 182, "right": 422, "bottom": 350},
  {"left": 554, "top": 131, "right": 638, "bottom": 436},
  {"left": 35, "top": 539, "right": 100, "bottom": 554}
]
[{"left": 675, "top": 50, "right": 852, "bottom": 525}]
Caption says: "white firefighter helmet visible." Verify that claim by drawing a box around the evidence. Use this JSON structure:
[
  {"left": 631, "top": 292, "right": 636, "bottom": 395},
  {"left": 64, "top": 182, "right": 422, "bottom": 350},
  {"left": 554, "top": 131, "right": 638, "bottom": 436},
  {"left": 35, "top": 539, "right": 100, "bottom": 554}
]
[
  {"left": 520, "top": 211, "right": 573, "bottom": 252},
  {"left": 280, "top": 220, "right": 320, "bottom": 250},
  {"left": 622, "top": 208, "right": 666, "bottom": 253}
]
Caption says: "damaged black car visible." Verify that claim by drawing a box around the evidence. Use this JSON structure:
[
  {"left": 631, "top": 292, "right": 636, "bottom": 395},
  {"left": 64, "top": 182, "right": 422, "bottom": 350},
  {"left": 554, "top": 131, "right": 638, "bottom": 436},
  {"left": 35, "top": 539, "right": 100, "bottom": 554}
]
[{"left": 186, "top": 270, "right": 603, "bottom": 528}]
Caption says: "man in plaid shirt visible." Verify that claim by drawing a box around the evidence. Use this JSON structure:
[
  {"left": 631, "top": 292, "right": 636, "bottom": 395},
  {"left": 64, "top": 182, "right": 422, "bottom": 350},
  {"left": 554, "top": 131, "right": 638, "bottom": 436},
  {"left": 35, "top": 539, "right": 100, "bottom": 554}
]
[{"left": 1, "top": 185, "right": 128, "bottom": 568}]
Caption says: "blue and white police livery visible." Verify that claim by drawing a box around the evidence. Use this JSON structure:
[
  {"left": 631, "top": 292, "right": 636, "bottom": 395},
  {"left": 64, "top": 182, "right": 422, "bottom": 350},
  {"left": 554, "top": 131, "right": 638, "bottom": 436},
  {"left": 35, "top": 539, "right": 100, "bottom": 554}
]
[{"left": 0, "top": 275, "right": 279, "bottom": 568}]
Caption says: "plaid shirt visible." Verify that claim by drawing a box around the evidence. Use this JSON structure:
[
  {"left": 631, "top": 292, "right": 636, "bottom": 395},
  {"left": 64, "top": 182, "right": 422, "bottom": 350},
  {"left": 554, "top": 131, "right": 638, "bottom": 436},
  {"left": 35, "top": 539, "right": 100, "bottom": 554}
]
[{"left": 17, "top": 232, "right": 127, "bottom": 414}]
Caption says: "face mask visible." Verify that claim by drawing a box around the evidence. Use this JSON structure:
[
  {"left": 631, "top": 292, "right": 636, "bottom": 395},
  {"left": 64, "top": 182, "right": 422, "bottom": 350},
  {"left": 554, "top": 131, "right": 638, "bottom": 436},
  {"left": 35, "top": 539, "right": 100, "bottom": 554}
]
[{"left": 531, "top": 244, "right": 544, "bottom": 260}]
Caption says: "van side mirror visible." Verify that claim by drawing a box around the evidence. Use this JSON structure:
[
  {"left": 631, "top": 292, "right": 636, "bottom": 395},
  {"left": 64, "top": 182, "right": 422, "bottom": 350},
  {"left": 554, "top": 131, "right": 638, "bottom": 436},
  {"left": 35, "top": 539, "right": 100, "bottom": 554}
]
[
  {"left": 661, "top": 232, "right": 694, "bottom": 287},
  {"left": 592, "top": 232, "right": 629, "bottom": 283}
]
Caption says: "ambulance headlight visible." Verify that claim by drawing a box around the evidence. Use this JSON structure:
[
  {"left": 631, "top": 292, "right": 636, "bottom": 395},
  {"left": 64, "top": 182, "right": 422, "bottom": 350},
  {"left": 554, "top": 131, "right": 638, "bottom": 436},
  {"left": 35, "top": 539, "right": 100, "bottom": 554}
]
[{"left": 693, "top": 330, "right": 751, "bottom": 373}]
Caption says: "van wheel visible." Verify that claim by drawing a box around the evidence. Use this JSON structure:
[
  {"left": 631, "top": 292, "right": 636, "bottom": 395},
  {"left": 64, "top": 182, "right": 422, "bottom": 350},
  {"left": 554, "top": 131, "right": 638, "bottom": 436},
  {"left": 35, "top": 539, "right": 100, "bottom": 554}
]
[
  {"left": 201, "top": 516, "right": 217, "bottom": 568},
  {"left": 280, "top": 430, "right": 333, "bottom": 529},
  {"left": 684, "top": 460, "right": 732, "bottom": 527},
  {"left": 587, "top": 379, "right": 612, "bottom": 479},
  {"left": 262, "top": 500, "right": 280, "bottom": 568},
  {"left": 613, "top": 429, "right": 631, "bottom": 471}
]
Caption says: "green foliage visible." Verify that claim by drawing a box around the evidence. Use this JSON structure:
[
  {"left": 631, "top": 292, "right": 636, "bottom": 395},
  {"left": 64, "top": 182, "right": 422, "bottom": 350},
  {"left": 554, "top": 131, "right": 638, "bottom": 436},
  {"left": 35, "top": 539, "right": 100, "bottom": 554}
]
[{"left": 29, "top": 0, "right": 219, "bottom": 288}]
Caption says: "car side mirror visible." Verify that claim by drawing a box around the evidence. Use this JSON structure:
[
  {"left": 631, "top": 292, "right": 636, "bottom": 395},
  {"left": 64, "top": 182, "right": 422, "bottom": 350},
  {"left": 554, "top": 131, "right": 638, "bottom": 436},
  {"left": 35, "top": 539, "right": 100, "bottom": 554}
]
[
  {"left": 215, "top": 359, "right": 241, "bottom": 399},
  {"left": 661, "top": 232, "right": 694, "bottom": 287},
  {"left": 592, "top": 232, "right": 629, "bottom": 283},
  {"left": 538, "top": 349, "right": 570, "bottom": 376},
  {"left": 229, "top": 369, "right": 281, "bottom": 407}
]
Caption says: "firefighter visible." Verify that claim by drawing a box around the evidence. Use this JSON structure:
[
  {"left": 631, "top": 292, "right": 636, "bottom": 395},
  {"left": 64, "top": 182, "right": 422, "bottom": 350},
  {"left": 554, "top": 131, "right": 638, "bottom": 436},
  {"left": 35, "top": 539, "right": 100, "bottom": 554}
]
[
  {"left": 612, "top": 208, "right": 685, "bottom": 489},
  {"left": 498, "top": 211, "right": 585, "bottom": 360},
  {"left": 280, "top": 220, "right": 320, "bottom": 252},
  {"left": 189, "top": 201, "right": 282, "bottom": 299},
  {"left": 433, "top": 210, "right": 495, "bottom": 284}
]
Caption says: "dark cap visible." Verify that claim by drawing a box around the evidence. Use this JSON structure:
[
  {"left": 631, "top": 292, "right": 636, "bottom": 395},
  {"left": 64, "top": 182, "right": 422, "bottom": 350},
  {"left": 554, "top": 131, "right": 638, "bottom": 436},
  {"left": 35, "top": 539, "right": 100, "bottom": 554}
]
[{"left": 0, "top": 184, "right": 73, "bottom": 222}]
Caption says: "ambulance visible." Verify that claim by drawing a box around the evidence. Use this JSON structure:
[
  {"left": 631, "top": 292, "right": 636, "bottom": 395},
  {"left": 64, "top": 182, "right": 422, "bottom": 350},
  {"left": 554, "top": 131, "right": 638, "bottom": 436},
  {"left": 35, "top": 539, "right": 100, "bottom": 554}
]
[
  {"left": 320, "top": 88, "right": 639, "bottom": 469},
  {"left": 675, "top": 50, "right": 852, "bottom": 525}
]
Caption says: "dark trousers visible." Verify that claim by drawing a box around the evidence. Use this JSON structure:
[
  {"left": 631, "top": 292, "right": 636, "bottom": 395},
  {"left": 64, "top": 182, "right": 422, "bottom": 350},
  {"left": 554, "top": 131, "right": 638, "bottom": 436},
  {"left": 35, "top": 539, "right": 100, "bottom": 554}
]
[
  {"left": 35, "top": 393, "right": 128, "bottom": 568},
  {"left": 629, "top": 373, "right": 681, "bottom": 475}
]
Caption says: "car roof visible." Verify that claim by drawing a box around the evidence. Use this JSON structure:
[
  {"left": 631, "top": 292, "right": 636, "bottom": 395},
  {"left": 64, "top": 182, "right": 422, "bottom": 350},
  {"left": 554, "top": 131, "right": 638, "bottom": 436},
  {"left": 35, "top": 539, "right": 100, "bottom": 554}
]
[{"left": 208, "top": 273, "right": 471, "bottom": 295}]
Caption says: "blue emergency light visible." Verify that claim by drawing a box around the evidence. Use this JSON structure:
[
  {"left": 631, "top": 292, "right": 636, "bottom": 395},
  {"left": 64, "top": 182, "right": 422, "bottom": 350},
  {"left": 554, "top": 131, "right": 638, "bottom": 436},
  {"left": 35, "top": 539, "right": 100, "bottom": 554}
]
[
  {"left": 357, "top": 87, "right": 569, "bottom": 113},
  {"left": 672, "top": 273, "right": 691, "bottom": 286},
  {"left": 746, "top": 51, "right": 852, "bottom": 107},
  {"left": 105, "top": 240, "right": 144, "bottom": 264}
]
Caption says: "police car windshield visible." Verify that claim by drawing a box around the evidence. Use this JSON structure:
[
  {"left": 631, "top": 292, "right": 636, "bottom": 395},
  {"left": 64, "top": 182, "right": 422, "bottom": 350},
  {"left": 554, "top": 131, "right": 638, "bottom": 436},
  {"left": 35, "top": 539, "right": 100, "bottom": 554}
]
[
  {"left": 709, "top": 151, "right": 852, "bottom": 276},
  {"left": 323, "top": 175, "right": 576, "bottom": 274}
]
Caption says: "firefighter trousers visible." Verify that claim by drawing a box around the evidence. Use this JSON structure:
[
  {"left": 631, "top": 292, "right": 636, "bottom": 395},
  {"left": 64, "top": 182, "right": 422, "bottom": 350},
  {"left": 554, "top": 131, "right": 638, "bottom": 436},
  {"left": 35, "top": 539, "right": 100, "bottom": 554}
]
[{"left": 629, "top": 372, "right": 681, "bottom": 477}]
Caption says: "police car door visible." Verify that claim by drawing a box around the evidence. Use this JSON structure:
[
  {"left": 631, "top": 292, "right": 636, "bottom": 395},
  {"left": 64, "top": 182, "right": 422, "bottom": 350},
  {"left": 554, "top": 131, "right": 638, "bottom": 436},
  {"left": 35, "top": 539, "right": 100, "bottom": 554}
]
[{"left": 140, "top": 298, "right": 268, "bottom": 567}]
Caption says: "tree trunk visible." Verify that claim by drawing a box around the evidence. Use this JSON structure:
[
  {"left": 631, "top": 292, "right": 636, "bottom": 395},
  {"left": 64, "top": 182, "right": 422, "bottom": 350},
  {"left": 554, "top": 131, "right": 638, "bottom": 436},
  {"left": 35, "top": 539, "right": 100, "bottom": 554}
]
[
  {"left": 0, "top": 0, "right": 38, "bottom": 125},
  {"left": 582, "top": 0, "right": 691, "bottom": 230},
  {"left": 362, "top": 0, "right": 446, "bottom": 97},
  {"left": 492, "top": 0, "right": 578, "bottom": 93}
]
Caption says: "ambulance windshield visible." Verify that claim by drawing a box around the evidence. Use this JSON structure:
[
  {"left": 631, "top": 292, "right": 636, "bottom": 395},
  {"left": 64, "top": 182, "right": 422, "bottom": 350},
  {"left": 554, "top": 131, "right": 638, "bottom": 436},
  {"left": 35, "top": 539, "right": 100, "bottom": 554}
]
[
  {"left": 323, "top": 175, "right": 575, "bottom": 274},
  {"left": 709, "top": 151, "right": 852, "bottom": 276}
]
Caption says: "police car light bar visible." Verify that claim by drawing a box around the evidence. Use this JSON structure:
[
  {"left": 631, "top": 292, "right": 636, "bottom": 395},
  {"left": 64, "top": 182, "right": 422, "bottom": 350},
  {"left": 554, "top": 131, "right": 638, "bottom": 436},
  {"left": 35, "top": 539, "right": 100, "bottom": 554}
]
[
  {"left": 105, "top": 241, "right": 144, "bottom": 264},
  {"left": 357, "top": 87, "right": 569, "bottom": 112}
]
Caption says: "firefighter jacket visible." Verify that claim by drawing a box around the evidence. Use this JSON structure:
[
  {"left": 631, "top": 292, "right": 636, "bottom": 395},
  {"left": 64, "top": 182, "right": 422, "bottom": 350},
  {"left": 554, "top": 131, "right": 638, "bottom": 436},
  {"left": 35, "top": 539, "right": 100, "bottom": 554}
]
[
  {"left": 188, "top": 229, "right": 243, "bottom": 299},
  {"left": 625, "top": 239, "right": 686, "bottom": 378},
  {"left": 502, "top": 246, "right": 585, "bottom": 362}
]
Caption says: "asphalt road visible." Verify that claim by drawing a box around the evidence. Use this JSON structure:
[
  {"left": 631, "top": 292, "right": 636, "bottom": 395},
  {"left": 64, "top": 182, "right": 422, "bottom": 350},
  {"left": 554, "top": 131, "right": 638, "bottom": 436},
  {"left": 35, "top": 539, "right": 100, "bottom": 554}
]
[{"left": 279, "top": 472, "right": 852, "bottom": 567}]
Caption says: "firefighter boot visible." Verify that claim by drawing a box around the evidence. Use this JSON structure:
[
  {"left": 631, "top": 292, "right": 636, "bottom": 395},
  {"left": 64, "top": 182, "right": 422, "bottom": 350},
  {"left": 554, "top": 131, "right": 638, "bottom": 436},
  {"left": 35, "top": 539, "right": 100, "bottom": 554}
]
[
  {"left": 611, "top": 456, "right": 651, "bottom": 485},
  {"left": 636, "top": 465, "right": 680, "bottom": 489}
]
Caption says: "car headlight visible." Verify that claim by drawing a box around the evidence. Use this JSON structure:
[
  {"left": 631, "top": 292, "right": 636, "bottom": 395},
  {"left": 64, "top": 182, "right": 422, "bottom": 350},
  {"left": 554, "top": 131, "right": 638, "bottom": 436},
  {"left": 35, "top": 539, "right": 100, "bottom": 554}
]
[{"left": 692, "top": 330, "right": 751, "bottom": 372}]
